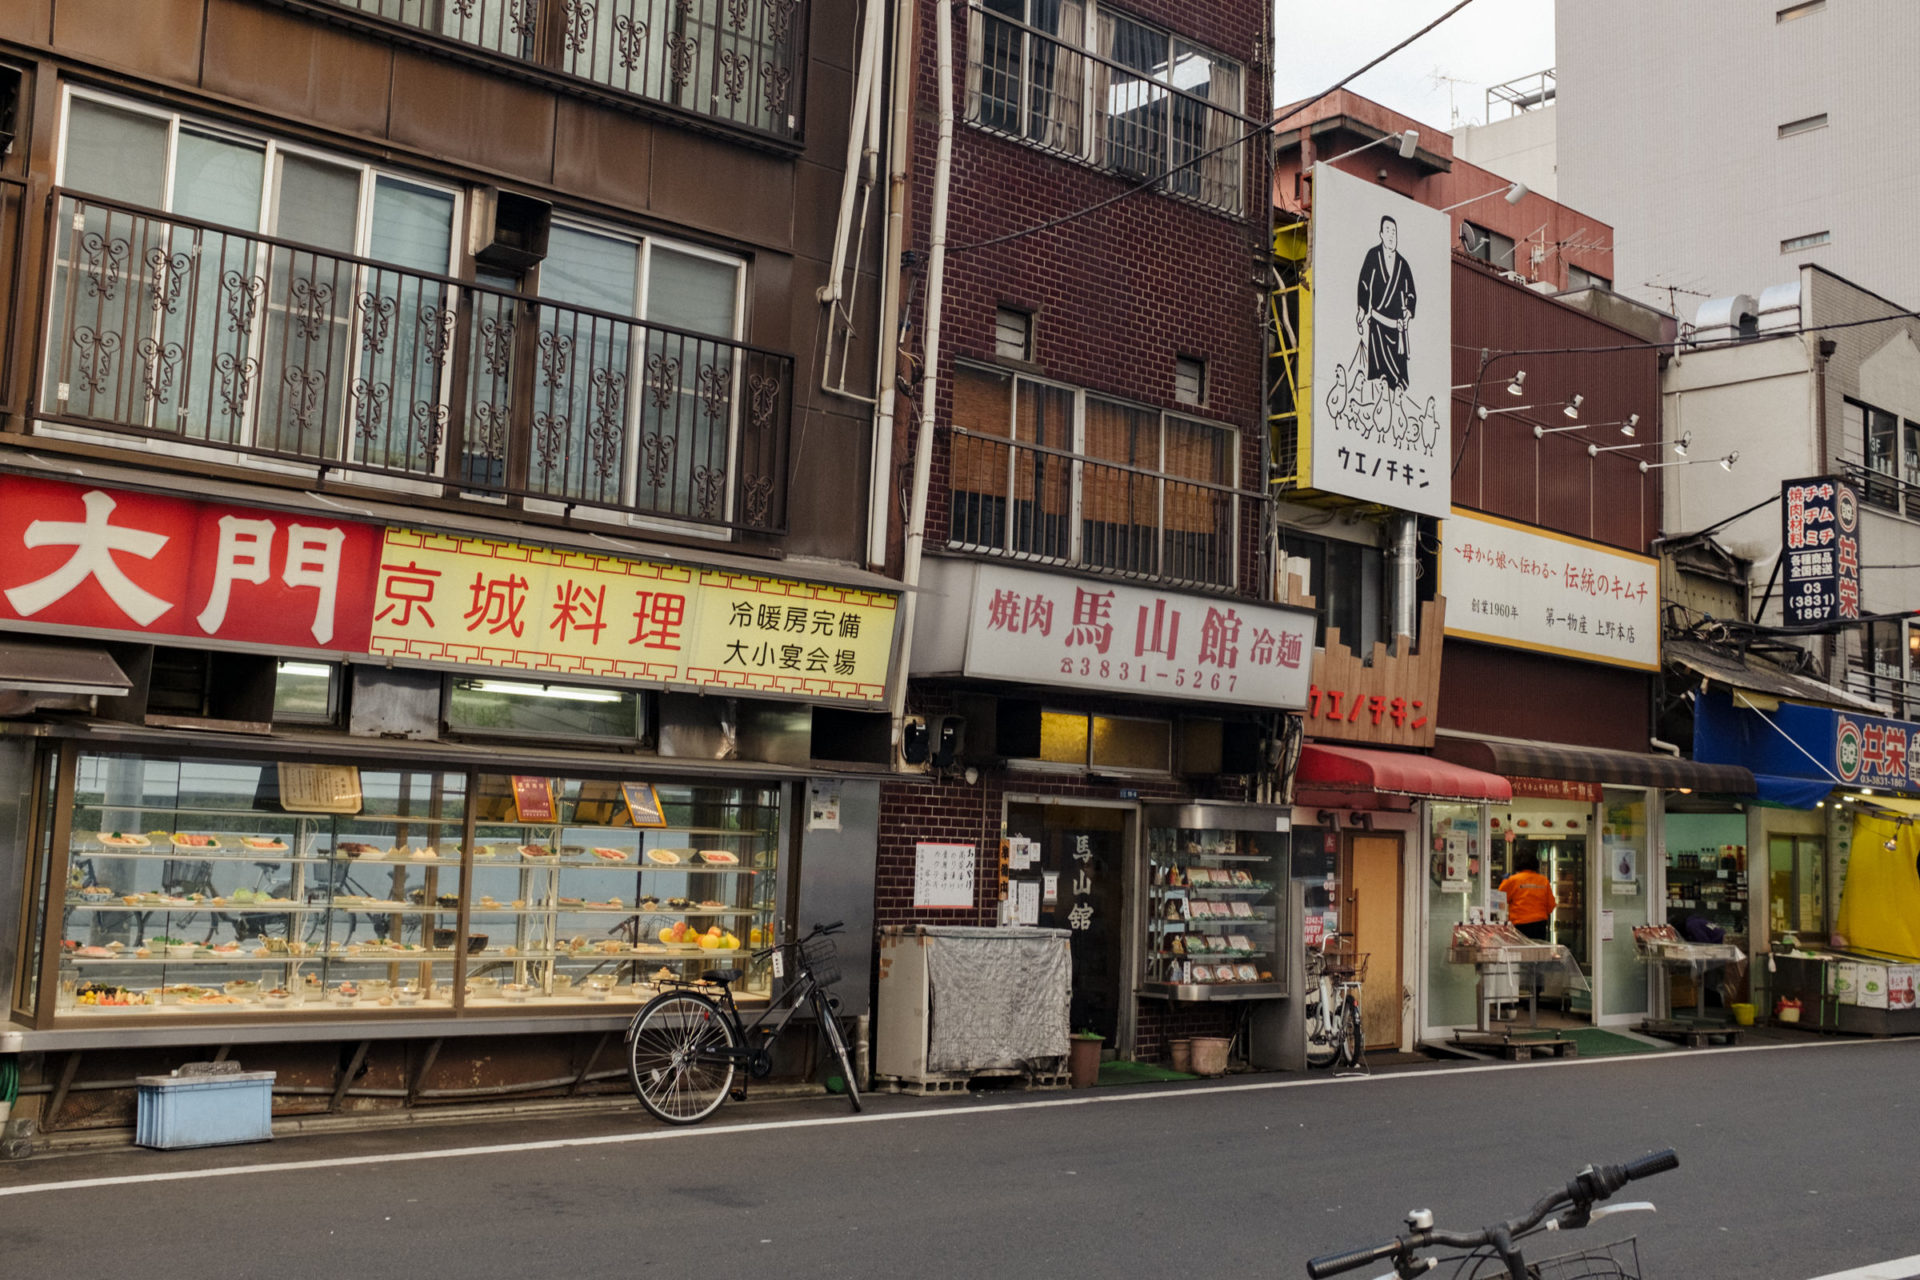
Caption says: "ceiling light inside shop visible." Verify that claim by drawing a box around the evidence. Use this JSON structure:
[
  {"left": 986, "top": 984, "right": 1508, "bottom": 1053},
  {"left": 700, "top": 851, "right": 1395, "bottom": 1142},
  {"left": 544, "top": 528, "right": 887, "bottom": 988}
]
[
  {"left": 470, "top": 679, "right": 625, "bottom": 704},
  {"left": 278, "top": 661, "right": 333, "bottom": 679}
]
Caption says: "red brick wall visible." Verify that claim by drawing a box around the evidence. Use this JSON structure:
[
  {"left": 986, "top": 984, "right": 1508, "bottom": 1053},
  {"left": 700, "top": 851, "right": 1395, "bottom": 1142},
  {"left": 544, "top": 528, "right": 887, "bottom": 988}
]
[{"left": 900, "top": 0, "right": 1272, "bottom": 596}]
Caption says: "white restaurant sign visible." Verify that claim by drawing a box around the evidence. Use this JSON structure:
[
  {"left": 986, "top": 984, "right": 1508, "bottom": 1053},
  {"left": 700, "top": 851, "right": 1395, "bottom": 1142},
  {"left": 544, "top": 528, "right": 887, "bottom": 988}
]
[
  {"left": 943, "top": 563, "right": 1317, "bottom": 709},
  {"left": 1308, "top": 162, "right": 1453, "bottom": 519},
  {"left": 1439, "top": 508, "right": 1659, "bottom": 672}
]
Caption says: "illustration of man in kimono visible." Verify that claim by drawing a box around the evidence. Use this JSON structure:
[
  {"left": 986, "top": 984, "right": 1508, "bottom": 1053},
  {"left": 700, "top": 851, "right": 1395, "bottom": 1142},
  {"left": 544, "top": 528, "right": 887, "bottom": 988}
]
[{"left": 1355, "top": 214, "right": 1417, "bottom": 392}]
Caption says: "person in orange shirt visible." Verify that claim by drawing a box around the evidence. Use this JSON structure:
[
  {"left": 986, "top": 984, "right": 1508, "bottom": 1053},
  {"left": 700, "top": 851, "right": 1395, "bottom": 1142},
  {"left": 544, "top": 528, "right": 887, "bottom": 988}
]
[{"left": 1499, "top": 850, "right": 1557, "bottom": 941}]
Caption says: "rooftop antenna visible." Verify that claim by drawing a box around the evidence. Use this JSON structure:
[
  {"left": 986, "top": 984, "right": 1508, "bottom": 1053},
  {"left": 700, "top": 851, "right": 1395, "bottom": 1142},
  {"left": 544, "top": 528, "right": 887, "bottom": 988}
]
[{"left": 1429, "top": 68, "right": 1473, "bottom": 127}]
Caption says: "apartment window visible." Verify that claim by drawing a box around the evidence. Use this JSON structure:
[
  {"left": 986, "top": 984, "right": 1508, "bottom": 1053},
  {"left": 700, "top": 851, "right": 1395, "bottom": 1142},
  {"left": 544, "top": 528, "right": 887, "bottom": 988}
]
[
  {"left": 1567, "top": 265, "right": 1611, "bottom": 291},
  {"left": 49, "top": 91, "right": 458, "bottom": 466},
  {"left": 1173, "top": 355, "right": 1206, "bottom": 406},
  {"left": 996, "top": 306, "right": 1034, "bottom": 360},
  {"left": 947, "top": 364, "right": 1239, "bottom": 587},
  {"left": 967, "top": 2, "right": 1245, "bottom": 214},
  {"left": 1036, "top": 710, "right": 1171, "bottom": 771},
  {"left": 1462, "top": 222, "right": 1516, "bottom": 271},
  {"left": 1776, "top": 0, "right": 1825, "bottom": 20},
  {"left": 1281, "top": 533, "right": 1385, "bottom": 654},
  {"left": 1845, "top": 397, "right": 1910, "bottom": 512},
  {"left": 1778, "top": 113, "right": 1829, "bottom": 138},
  {"left": 1781, "top": 230, "right": 1831, "bottom": 253}
]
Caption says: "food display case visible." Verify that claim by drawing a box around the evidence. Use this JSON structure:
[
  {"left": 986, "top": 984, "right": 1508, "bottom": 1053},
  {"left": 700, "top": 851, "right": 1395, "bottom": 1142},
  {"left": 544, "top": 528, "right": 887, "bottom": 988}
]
[
  {"left": 43, "top": 751, "right": 779, "bottom": 1021},
  {"left": 1142, "top": 803, "right": 1289, "bottom": 1002}
]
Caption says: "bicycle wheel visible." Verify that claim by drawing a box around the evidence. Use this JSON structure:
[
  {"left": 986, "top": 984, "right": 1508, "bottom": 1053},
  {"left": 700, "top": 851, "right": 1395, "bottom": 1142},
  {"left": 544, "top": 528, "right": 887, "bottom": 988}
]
[
  {"left": 627, "top": 991, "right": 739, "bottom": 1125},
  {"left": 1303, "top": 981, "right": 1338, "bottom": 1069},
  {"left": 813, "top": 991, "right": 863, "bottom": 1113},
  {"left": 1338, "top": 992, "right": 1364, "bottom": 1069}
]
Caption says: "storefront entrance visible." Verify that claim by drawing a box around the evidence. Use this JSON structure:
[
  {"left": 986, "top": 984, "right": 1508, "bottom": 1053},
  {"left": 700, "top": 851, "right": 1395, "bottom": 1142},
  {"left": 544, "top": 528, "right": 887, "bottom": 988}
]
[
  {"left": 1007, "top": 803, "right": 1132, "bottom": 1044},
  {"left": 1344, "top": 833, "right": 1404, "bottom": 1049},
  {"left": 1491, "top": 798, "right": 1594, "bottom": 1018}
]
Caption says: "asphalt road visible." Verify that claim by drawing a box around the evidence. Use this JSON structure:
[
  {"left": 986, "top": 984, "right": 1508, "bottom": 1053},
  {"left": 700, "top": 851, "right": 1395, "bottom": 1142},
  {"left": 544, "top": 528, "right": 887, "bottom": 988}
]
[{"left": 2, "top": 1038, "right": 1916, "bottom": 1279}]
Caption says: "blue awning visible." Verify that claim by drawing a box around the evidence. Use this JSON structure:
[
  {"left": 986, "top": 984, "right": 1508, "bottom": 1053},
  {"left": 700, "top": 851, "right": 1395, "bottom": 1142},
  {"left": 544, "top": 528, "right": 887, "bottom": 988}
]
[{"left": 1751, "top": 773, "right": 1834, "bottom": 810}]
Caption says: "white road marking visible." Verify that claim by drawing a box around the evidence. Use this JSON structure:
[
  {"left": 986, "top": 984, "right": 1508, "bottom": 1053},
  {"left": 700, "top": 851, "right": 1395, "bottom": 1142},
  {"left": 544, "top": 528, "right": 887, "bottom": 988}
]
[
  {"left": 1805, "top": 1257, "right": 1920, "bottom": 1280},
  {"left": 0, "top": 1034, "right": 1909, "bottom": 1200}
]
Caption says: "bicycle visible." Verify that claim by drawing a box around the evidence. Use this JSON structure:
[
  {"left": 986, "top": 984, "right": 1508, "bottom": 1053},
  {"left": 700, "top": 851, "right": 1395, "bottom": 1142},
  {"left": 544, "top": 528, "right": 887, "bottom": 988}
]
[
  {"left": 1304, "top": 933, "right": 1368, "bottom": 1072},
  {"left": 625, "top": 921, "right": 863, "bottom": 1125},
  {"left": 1306, "top": 1148, "right": 1679, "bottom": 1279}
]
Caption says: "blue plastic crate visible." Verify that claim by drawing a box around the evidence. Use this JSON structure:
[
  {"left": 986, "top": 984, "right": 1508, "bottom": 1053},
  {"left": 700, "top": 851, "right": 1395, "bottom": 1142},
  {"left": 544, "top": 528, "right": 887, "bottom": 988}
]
[{"left": 135, "top": 1072, "right": 275, "bottom": 1149}]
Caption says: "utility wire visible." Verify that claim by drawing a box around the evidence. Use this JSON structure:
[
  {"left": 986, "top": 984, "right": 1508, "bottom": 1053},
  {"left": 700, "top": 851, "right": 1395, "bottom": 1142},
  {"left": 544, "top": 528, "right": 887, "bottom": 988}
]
[{"left": 951, "top": 0, "right": 1482, "bottom": 254}]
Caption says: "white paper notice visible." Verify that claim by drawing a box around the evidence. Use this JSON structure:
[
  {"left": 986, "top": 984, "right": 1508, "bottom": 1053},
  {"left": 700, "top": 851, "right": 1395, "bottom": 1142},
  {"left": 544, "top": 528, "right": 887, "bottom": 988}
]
[
  {"left": 806, "top": 779, "right": 842, "bottom": 831},
  {"left": 1013, "top": 880, "right": 1041, "bottom": 925},
  {"left": 1600, "top": 909, "right": 1616, "bottom": 942},
  {"left": 1042, "top": 871, "right": 1060, "bottom": 906},
  {"left": 913, "top": 842, "right": 977, "bottom": 909},
  {"left": 1009, "top": 837, "right": 1038, "bottom": 871}
]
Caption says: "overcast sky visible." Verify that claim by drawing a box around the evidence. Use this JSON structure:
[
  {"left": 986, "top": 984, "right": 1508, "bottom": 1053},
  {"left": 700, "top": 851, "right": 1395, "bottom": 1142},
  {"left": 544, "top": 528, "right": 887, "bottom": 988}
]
[{"left": 1273, "top": 0, "right": 1555, "bottom": 131}]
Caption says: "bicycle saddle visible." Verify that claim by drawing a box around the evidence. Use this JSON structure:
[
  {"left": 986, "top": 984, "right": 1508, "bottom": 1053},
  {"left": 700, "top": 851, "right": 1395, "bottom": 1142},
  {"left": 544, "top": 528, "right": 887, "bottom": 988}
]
[{"left": 700, "top": 970, "right": 739, "bottom": 986}]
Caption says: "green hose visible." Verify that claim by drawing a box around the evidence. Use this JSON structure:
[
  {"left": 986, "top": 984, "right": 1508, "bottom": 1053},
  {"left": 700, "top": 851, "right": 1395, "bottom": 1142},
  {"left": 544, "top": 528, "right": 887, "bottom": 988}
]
[{"left": 0, "top": 1055, "right": 17, "bottom": 1106}]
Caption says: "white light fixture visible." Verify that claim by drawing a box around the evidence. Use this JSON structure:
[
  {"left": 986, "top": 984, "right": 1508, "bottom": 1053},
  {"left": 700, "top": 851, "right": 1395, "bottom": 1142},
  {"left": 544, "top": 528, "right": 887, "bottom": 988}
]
[
  {"left": 1507, "top": 371, "right": 1527, "bottom": 396},
  {"left": 1324, "top": 129, "right": 1420, "bottom": 166},
  {"left": 1479, "top": 399, "right": 1580, "bottom": 422},
  {"left": 1674, "top": 430, "right": 1692, "bottom": 458},
  {"left": 1563, "top": 394, "right": 1584, "bottom": 420},
  {"left": 1440, "top": 181, "right": 1528, "bottom": 213},
  {"left": 1588, "top": 439, "right": 1658, "bottom": 456},
  {"left": 470, "top": 679, "right": 625, "bottom": 704},
  {"left": 1616, "top": 414, "right": 1640, "bottom": 437},
  {"left": 277, "top": 661, "right": 332, "bottom": 680},
  {"left": 1638, "top": 452, "right": 1738, "bottom": 474}
]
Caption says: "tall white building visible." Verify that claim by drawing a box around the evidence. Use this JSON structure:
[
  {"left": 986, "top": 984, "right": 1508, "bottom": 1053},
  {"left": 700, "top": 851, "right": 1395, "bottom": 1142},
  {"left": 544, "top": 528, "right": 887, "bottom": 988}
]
[{"left": 1555, "top": 0, "right": 1920, "bottom": 311}]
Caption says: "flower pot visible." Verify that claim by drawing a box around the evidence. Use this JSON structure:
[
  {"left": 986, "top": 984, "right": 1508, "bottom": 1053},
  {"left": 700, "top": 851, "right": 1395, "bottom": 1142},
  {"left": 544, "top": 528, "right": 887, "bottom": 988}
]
[
  {"left": 1189, "top": 1036, "right": 1231, "bottom": 1077},
  {"left": 1068, "top": 1035, "right": 1104, "bottom": 1088},
  {"left": 1168, "top": 1038, "right": 1193, "bottom": 1074}
]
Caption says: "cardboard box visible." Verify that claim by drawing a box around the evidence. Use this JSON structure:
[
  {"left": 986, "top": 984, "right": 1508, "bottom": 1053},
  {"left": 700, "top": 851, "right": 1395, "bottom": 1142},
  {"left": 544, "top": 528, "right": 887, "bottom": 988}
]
[{"left": 1856, "top": 964, "right": 1890, "bottom": 1009}]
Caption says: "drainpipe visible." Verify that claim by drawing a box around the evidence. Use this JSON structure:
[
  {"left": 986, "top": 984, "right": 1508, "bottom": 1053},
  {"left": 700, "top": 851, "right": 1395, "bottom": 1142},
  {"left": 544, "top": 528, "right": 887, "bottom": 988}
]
[
  {"left": 818, "top": 0, "right": 885, "bottom": 403},
  {"left": 887, "top": 0, "right": 954, "bottom": 761},
  {"left": 866, "top": 0, "right": 919, "bottom": 567},
  {"left": 1388, "top": 511, "right": 1419, "bottom": 651}
]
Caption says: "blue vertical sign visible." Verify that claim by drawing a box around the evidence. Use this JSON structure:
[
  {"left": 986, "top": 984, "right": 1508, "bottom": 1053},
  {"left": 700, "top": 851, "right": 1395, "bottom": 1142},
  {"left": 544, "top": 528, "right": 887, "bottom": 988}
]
[{"left": 1781, "top": 476, "right": 1861, "bottom": 625}]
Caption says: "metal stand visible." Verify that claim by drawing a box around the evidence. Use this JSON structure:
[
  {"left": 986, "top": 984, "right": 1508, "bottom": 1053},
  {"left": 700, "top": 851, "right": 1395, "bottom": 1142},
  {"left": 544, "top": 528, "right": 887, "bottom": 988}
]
[{"left": 1446, "top": 937, "right": 1581, "bottom": 1060}]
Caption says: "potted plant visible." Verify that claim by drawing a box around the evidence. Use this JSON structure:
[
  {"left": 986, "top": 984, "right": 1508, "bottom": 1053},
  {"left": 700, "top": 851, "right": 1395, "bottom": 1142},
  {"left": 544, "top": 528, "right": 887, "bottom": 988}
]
[{"left": 1068, "top": 1030, "right": 1105, "bottom": 1089}]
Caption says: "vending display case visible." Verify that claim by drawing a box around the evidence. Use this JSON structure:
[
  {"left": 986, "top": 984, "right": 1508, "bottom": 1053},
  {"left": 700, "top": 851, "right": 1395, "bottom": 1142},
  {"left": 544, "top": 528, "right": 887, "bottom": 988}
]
[{"left": 1142, "top": 803, "right": 1289, "bottom": 1001}]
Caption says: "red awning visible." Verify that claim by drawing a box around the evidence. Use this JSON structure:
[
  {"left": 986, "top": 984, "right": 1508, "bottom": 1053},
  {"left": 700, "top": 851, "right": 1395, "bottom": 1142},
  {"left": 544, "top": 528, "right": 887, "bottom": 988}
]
[{"left": 1296, "top": 743, "right": 1512, "bottom": 804}]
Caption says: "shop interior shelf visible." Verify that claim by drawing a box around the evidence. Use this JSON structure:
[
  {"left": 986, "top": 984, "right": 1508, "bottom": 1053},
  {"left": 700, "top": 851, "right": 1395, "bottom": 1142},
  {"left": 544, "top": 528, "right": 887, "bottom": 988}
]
[{"left": 77, "top": 803, "right": 464, "bottom": 823}]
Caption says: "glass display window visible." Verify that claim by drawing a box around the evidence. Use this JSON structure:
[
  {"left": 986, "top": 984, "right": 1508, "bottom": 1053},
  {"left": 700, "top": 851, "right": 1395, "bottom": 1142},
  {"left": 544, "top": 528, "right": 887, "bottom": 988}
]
[
  {"left": 465, "top": 775, "right": 779, "bottom": 1009},
  {"left": 1426, "top": 803, "right": 1485, "bottom": 1030},
  {"left": 57, "top": 753, "right": 466, "bottom": 1016},
  {"left": 1489, "top": 799, "right": 1591, "bottom": 966},
  {"left": 1144, "top": 811, "right": 1287, "bottom": 998}
]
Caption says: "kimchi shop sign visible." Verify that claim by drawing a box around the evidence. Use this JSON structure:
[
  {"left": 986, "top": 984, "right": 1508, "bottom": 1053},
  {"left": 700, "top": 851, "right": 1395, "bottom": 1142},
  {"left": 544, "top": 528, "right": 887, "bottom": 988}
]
[
  {"left": 1781, "top": 475, "right": 1861, "bottom": 626},
  {"left": 938, "top": 562, "right": 1316, "bottom": 709},
  {"left": 1439, "top": 508, "right": 1659, "bottom": 672},
  {"left": 0, "top": 475, "right": 896, "bottom": 705}
]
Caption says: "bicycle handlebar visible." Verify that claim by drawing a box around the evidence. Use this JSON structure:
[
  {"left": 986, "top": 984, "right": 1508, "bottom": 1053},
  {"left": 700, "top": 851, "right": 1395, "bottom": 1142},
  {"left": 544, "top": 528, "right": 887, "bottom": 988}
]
[
  {"left": 749, "top": 920, "right": 846, "bottom": 963},
  {"left": 1305, "top": 1149, "right": 1679, "bottom": 1279}
]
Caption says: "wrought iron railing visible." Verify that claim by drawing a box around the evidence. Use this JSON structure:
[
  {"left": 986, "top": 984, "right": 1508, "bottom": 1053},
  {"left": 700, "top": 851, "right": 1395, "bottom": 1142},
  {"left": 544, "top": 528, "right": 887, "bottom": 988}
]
[
  {"left": 1842, "top": 458, "right": 1920, "bottom": 520},
  {"left": 1845, "top": 667, "right": 1920, "bottom": 720},
  {"left": 39, "top": 192, "right": 791, "bottom": 533},
  {"left": 294, "top": 0, "right": 805, "bottom": 141},
  {"left": 946, "top": 427, "right": 1240, "bottom": 589},
  {"left": 964, "top": 4, "right": 1250, "bottom": 215}
]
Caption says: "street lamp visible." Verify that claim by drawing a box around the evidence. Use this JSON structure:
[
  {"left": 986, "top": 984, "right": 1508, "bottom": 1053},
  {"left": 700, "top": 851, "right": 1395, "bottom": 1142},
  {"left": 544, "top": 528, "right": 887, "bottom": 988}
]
[
  {"left": 1453, "top": 369, "right": 1528, "bottom": 396},
  {"left": 1639, "top": 451, "right": 1738, "bottom": 474},
  {"left": 1479, "top": 396, "right": 1582, "bottom": 422},
  {"left": 1440, "top": 181, "right": 1529, "bottom": 213},
  {"left": 1323, "top": 129, "right": 1421, "bottom": 165}
]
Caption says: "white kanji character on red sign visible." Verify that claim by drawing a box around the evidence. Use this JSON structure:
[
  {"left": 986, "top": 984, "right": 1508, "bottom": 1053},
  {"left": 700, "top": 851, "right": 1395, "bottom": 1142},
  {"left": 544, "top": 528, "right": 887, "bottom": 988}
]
[{"left": 5, "top": 489, "right": 173, "bottom": 626}]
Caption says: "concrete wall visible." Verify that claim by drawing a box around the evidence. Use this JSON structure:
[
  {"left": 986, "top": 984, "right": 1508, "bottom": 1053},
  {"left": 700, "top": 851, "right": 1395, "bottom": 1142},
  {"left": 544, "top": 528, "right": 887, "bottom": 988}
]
[
  {"left": 1557, "top": 0, "right": 1920, "bottom": 310},
  {"left": 1450, "top": 104, "right": 1558, "bottom": 201}
]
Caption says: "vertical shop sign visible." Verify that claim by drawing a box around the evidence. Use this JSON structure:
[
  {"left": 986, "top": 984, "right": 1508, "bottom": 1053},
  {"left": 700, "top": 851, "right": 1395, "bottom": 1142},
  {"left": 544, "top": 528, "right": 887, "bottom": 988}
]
[
  {"left": 1782, "top": 476, "right": 1861, "bottom": 625},
  {"left": 913, "top": 842, "right": 977, "bottom": 909},
  {"left": 512, "top": 775, "right": 557, "bottom": 824}
]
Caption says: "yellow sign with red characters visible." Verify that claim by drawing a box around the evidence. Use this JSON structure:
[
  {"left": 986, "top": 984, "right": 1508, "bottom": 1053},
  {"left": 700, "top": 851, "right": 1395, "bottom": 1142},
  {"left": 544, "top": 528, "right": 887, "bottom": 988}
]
[{"left": 367, "top": 528, "right": 897, "bottom": 705}]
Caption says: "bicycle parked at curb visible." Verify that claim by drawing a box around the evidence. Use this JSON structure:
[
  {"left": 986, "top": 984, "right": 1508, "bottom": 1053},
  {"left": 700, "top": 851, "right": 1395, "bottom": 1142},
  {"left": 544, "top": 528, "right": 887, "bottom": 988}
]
[
  {"left": 1304, "top": 933, "right": 1368, "bottom": 1072},
  {"left": 625, "top": 920, "right": 863, "bottom": 1124},
  {"left": 1306, "top": 1147, "right": 1679, "bottom": 1279}
]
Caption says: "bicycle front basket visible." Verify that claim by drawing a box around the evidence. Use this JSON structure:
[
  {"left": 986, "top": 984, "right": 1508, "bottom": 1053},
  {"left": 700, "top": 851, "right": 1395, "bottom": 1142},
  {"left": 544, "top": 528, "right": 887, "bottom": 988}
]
[
  {"left": 1492, "top": 1237, "right": 1641, "bottom": 1280},
  {"left": 798, "top": 935, "right": 842, "bottom": 988}
]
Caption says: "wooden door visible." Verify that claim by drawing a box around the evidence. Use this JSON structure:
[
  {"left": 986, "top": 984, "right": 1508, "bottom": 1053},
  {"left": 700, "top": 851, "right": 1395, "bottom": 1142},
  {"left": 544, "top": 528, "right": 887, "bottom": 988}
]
[{"left": 1347, "top": 834, "right": 1404, "bottom": 1050}]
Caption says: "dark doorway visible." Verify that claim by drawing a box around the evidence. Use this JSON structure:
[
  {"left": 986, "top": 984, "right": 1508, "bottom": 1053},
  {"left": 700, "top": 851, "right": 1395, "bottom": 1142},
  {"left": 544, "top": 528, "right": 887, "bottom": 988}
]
[{"left": 1007, "top": 803, "right": 1132, "bottom": 1042}]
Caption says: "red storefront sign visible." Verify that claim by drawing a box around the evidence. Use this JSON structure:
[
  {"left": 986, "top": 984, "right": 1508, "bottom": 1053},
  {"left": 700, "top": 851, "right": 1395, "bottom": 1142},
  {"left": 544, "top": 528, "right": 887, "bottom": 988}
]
[
  {"left": 511, "top": 775, "right": 557, "bottom": 823},
  {"left": 1507, "top": 776, "right": 1602, "bottom": 803},
  {"left": 0, "top": 475, "right": 381, "bottom": 652}
]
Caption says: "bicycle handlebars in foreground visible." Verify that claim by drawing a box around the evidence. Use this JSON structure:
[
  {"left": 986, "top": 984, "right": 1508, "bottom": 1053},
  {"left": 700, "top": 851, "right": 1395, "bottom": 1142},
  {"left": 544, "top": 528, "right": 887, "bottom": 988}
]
[{"left": 1305, "top": 1149, "right": 1679, "bottom": 1279}]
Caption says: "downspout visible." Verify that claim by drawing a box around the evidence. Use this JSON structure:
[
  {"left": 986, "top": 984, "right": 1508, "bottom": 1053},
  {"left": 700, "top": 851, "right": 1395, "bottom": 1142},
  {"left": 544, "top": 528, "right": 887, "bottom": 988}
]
[
  {"left": 817, "top": 0, "right": 886, "bottom": 403},
  {"left": 1388, "top": 511, "right": 1418, "bottom": 651},
  {"left": 867, "top": 0, "right": 920, "bottom": 569},
  {"left": 888, "top": 0, "right": 955, "bottom": 760}
]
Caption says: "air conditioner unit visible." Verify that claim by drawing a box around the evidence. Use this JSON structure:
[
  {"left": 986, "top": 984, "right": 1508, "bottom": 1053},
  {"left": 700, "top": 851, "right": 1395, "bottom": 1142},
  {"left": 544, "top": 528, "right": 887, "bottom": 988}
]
[{"left": 470, "top": 187, "right": 552, "bottom": 272}]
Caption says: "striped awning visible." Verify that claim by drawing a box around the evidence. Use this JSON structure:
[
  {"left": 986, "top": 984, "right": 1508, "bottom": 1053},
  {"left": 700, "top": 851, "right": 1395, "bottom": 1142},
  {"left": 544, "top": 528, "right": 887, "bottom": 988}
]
[{"left": 1435, "top": 735, "right": 1755, "bottom": 794}]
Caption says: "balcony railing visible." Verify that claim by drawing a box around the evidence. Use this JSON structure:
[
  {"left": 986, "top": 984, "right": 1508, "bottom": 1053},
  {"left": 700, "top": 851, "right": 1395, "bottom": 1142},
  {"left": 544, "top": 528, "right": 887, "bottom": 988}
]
[
  {"left": 295, "top": 0, "right": 805, "bottom": 142},
  {"left": 39, "top": 192, "right": 792, "bottom": 533},
  {"left": 1843, "top": 458, "right": 1920, "bottom": 521},
  {"left": 946, "top": 427, "right": 1240, "bottom": 590},
  {"left": 964, "top": 4, "right": 1249, "bottom": 215},
  {"left": 1846, "top": 667, "right": 1920, "bottom": 720}
]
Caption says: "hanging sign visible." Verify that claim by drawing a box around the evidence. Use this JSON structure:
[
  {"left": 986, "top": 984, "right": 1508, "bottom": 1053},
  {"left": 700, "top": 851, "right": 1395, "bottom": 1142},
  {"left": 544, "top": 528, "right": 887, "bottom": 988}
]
[
  {"left": 621, "top": 782, "right": 666, "bottom": 828},
  {"left": 276, "top": 763, "right": 363, "bottom": 815},
  {"left": 1304, "top": 597, "right": 1444, "bottom": 748},
  {"left": 511, "top": 775, "right": 557, "bottom": 824},
  {"left": 1781, "top": 476, "right": 1861, "bottom": 626}
]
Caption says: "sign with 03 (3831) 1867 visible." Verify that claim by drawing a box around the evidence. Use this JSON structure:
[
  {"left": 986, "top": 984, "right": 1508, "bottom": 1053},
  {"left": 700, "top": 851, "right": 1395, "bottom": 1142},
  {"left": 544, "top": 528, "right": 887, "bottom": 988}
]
[{"left": 1781, "top": 475, "right": 1860, "bottom": 626}]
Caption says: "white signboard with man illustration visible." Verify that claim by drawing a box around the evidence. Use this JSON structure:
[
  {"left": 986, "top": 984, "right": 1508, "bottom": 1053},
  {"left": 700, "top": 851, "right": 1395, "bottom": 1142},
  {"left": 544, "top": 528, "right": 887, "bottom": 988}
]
[{"left": 1309, "top": 162, "right": 1452, "bottom": 518}]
